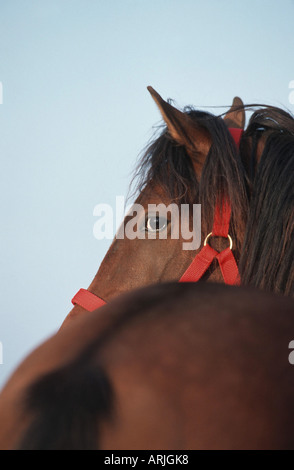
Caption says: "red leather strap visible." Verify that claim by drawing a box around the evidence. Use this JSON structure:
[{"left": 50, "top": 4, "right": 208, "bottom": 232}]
[
  {"left": 217, "top": 247, "right": 240, "bottom": 286},
  {"left": 179, "top": 244, "right": 218, "bottom": 282},
  {"left": 71, "top": 288, "right": 106, "bottom": 311},
  {"left": 229, "top": 127, "right": 243, "bottom": 148},
  {"left": 180, "top": 197, "right": 239, "bottom": 285},
  {"left": 212, "top": 198, "right": 231, "bottom": 238}
]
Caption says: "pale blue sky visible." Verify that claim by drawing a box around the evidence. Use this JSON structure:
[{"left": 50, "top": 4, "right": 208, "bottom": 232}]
[{"left": 0, "top": 0, "right": 294, "bottom": 387}]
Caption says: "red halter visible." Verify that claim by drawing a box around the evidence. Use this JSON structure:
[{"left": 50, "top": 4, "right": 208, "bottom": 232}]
[{"left": 71, "top": 128, "right": 243, "bottom": 312}]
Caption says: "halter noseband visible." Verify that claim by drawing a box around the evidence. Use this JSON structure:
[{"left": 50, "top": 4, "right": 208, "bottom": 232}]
[{"left": 71, "top": 128, "right": 243, "bottom": 312}]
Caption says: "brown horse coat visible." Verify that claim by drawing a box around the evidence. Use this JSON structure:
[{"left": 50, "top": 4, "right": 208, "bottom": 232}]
[{"left": 0, "top": 282, "right": 293, "bottom": 450}]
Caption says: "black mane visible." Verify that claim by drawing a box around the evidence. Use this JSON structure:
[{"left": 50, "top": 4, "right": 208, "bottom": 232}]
[{"left": 239, "top": 106, "right": 294, "bottom": 296}]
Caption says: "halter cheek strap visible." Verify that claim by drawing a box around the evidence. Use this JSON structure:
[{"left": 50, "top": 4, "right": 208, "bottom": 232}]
[
  {"left": 71, "top": 128, "right": 243, "bottom": 312},
  {"left": 179, "top": 199, "right": 240, "bottom": 285}
]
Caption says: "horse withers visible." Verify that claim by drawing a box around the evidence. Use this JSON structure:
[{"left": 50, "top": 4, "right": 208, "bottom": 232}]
[{"left": 0, "top": 282, "right": 293, "bottom": 450}]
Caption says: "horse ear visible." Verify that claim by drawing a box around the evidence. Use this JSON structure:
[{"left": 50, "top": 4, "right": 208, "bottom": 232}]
[
  {"left": 147, "top": 86, "right": 211, "bottom": 159},
  {"left": 223, "top": 97, "right": 245, "bottom": 129}
]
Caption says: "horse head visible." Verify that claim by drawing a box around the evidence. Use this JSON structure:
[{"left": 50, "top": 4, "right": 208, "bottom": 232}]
[{"left": 62, "top": 88, "right": 250, "bottom": 327}]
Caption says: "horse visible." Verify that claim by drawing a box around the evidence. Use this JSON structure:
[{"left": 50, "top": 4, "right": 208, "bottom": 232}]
[
  {"left": 62, "top": 87, "right": 294, "bottom": 327},
  {"left": 0, "top": 282, "right": 294, "bottom": 450}
]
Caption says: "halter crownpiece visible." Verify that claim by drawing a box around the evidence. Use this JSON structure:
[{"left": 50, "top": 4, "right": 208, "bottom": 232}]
[
  {"left": 71, "top": 128, "right": 243, "bottom": 312},
  {"left": 228, "top": 127, "right": 243, "bottom": 148}
]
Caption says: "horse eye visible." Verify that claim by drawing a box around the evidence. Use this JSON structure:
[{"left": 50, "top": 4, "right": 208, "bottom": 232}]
[{"left": 145, "top": 216, "right": 168, "bottom": 232}]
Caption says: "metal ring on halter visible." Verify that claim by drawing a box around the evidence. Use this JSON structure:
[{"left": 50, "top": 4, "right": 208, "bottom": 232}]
[{"left": 204, "top": 232, "right": 233, "bottom": 250}]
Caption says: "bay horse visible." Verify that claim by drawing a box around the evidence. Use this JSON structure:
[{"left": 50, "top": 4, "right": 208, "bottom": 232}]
[
  {"left": 0, "top": 89, "right": 293, "bottom": 450},
  {"left": 62, "top": 87, "right": 294, "bottom": 327},
  {"left": 0, "top": 282, "right": 293, "bottom": 450}
]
